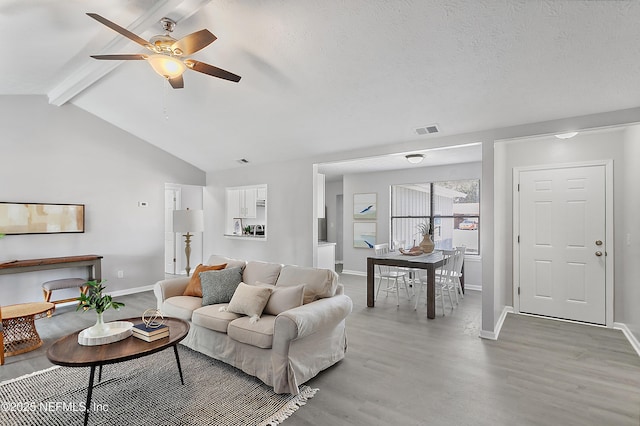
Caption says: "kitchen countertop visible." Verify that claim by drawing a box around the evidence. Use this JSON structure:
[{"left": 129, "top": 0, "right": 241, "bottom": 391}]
[{"left": 318, "top": 241, "right": 336, "bottom": 247}]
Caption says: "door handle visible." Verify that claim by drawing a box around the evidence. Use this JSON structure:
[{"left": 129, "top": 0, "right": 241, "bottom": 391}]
[
  {"left": 595, "top": 240, "right": 603, "bottom": 246},
  {"left": 595, "top": 251, "right": 603, "bottom": 257}
]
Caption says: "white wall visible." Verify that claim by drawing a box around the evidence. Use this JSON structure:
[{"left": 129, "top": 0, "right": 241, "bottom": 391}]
[
  {"left": 204, "top": 159, "right": 314, "bottom": 267},
  {"left": 622, "top": 126, "right": 640, "bottom": 336},
  {"left": 201, "top": 105, "right": 640, "bottom": 337},
  {"left": 494, "top": 127, "right": 627, "bottom": 321},
  {"left": 0, "top": 96, "right": 205, "bottom": 304},
  {"left": 325, "top": 179, "right": 343, "bottom": 257},
  {"left": 341, "top": 162, "right": 483, "bottom": 288}
]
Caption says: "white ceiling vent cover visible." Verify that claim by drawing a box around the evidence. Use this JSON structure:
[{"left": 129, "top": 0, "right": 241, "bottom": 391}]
[{"left": 415, "top": 124, "right": 440, "bottom": 135}]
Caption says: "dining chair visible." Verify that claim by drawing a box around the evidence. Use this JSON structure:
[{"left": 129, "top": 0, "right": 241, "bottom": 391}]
[
  {"left": 450, "top": 246, "right": 466, "bottom": 300},
  {"left": 414, "top": 249, "right": 456, "bottom": 314},
  {"left": 393, "top": 239, "right": 418, "bottom": 289},
  {"left": 374, "top": 243, "right": 411, "bottom": 306}
]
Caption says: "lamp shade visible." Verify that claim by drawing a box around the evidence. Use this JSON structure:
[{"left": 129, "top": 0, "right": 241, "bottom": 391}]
[{"left": 173, "top": 209, "right": 204, "bottom": 233}]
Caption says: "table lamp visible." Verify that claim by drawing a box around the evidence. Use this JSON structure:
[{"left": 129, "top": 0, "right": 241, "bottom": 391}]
[{"left": 173, "top": 208, "right": 204, "bottom": 276}]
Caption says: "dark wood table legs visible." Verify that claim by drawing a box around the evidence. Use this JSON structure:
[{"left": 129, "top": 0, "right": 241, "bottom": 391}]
[
  {"left": 80, "top": 344, "right": 185, "bottom": 425},
  {"left": 174, "top": 345, "right": 184, "bottom": 385},
  {"left": 367, "top": 254, "right": 445, "bottom": 320},
  {"left": 366, "top": 258, "right": 375, "bottom": 307},
  {"left": 426, "top": 266, "right": 436, "bottom": 319},
  {"left": 84, "top": 366, "right": 96, "bottom": 426}
]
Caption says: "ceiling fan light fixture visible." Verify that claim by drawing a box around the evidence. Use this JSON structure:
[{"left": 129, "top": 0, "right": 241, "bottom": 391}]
[
  {"left": 405, "top": 154, "right": 424, "bottom": 164},
  {"left": 148, "top": 54, "right": 186, "bottom": 79}
]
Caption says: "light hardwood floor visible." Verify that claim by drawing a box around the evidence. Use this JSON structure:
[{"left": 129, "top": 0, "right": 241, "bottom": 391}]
[{"left": 2, "top": 273, "right": 640, "bottom": 425}]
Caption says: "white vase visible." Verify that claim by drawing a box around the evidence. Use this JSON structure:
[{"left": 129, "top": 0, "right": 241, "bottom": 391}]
[{"left": 86, "top": 312, "right": 108, "bottom": 337}]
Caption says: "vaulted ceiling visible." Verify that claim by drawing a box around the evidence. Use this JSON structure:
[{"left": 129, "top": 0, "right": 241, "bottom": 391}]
[{"left": 3, "top": 1, "right": 640, "bottom": 173}]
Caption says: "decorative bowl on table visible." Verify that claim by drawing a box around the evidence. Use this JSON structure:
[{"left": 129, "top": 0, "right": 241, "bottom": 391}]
[
  {"left": 399, "top": 247, "right": 423, "bottom": 256},
  {"left": 78, "top": 321, "right": 134, "bottom": 346}
]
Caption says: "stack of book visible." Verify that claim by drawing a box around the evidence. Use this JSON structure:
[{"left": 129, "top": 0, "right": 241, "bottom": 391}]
[{"left": 132, "top": 323, "right": 169, "bottom": 342}]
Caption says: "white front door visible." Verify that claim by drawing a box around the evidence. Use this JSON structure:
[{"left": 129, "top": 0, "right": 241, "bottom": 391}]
[{"left": 518, "top": 164, "right": 606, "bottom": 324}]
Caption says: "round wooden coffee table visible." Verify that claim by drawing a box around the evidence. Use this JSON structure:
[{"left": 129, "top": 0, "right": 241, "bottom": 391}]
[
  {"left": 46, "top": 316, "right": 189, "bottom": 426},
  {"left": 2, "top": 302, "right": 55, "bottom": 359}
]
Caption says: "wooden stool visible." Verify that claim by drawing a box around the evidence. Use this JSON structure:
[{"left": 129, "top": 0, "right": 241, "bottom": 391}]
[
  {"left": 1, "top": 302, "right": 54, "bottom": 364},
  {"left": 42, "top": 278, "right": 88, "bottom": 309}
]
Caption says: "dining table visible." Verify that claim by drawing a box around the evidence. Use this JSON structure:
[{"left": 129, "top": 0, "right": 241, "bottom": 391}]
[{"left": 366, "top": 251, "right": 447, "bottom": 319}]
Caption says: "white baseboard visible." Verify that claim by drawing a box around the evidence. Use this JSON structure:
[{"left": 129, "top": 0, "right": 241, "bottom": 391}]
[
  {"left": 479, "top": 306, "right": 513, "bottom": 340},
  {"left": 109, "top": 285, "right": 155, "bottom": 297},
  {"left": 341, "top": 270, "right": 366, "bottom": 276},
  {"left": 614, "top": 322, "right": 640, "bottom": 357},
  {"left": 53, "top": 285, "right": 155, "bottom": 309},
  {"left": 464, "top": 284, "right": 482, "bottom": 292}
]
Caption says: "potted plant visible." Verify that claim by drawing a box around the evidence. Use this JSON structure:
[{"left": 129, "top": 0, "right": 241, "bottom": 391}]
[
  {"left": 416, "top": 222, "right": 435, "bottom": 253},
  {"left": 77, "top": 280, "right": 125, "bottom": 336}
]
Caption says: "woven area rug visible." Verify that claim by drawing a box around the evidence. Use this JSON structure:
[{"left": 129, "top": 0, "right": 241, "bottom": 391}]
[{"left": 0, "top": 347, "right": 317, "bottom": 426}]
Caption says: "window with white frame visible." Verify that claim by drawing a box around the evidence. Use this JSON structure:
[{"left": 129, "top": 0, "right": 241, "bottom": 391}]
[{"left": 390, "top": 179, "right": 479, "bottom": 254}]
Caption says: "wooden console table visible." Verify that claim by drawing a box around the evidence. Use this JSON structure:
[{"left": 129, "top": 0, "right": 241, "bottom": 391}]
[
  {"left": 0, "top": 255, "right": 102, "bottom": 366},
  {"left": 0, "top": 255, "right": 103, "bottom": 280}
]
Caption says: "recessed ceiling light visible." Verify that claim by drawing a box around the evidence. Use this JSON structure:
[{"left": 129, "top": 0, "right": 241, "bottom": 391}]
[
  {"left": 405, "top": 154, "right": 424, "bottom": 164},
  {"left": 555, "top": 132, "right": 578, "bottom": 139}
]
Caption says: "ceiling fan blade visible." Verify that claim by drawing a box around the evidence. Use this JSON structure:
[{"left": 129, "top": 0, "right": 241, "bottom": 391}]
[
  {"left": 185, "top": 60, "right": 241, "bottom": 83},
  {"left": 90, "top": 54, "right": 148, "bottom": 60},
  {"left": 168, "top": 75, "right": 184, "bottom": 89},
  {"left": 87, "top": 13, "right": 153, "bottom": 51},
  {"left": 172, "top": 29, "right": 217, "bottom": 56}
]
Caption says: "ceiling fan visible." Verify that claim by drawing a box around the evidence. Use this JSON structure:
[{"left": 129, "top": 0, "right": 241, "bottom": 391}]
[{"left": 87, "top": 13, "right": 241, "bottom": 89}]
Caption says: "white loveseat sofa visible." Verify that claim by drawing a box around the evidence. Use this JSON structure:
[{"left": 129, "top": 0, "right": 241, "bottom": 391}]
[{"left": 153, "top": 255, "right": 353, "bottom": 394}]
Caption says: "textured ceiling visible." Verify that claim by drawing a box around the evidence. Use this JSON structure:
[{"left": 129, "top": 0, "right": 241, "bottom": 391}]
[{"left": 3, "top": 1, "right": 640, "bottom": 174}]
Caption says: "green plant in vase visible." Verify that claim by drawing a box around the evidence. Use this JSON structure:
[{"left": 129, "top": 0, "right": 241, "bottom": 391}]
[{"left": 77, "top": 280, "right": 125, "bottom": 336}]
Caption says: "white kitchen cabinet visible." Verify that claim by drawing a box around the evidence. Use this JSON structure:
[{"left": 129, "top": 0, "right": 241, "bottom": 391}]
[
  {"left": 225, "top": 184, "right": 268, "bottom": 237},
  {"left": 317, "top": 173, "right": 325, "bottom": 218},
  {"left": 317, "top": 242, "right": 336, "bottom": 271},
  {"left": 242, "top": 187, "right": 257, "bottom": 218},
  {"left": 227, "top": 187, "right": 257, "bottom": 219},
  {"left": 257, "top": 186, "right": 267, "bottom": 201}
]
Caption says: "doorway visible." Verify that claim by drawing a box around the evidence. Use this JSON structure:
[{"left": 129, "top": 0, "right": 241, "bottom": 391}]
[
  {"left": 513, "top": 161, "right": 613, "bottom": 325},
  {"left": 164, "top": 183, "right": 204, "bottom": 275}
]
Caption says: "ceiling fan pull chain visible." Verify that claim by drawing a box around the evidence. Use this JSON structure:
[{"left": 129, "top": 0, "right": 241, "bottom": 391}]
[{"left": 163, "top": 79, "right": 170, "bottom": 121}]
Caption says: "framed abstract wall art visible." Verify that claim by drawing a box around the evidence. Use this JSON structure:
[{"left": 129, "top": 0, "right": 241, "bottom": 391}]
[
  {"left": 353, "top": 222, "right": 376, "bottom": 248},
  {"left": 0, "top": 202, "right": 85, "bottom": 235},
  {"left": 353, "top": 192, "right": 377, "bottom": 220}
]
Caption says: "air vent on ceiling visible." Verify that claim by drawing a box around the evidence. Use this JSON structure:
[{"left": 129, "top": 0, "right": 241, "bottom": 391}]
[
  {"left": 415, "top": 124, "right": 440, "bottom": 135},
  {"left": 236, "top": 158, "right": 250, "bottom": 164}
]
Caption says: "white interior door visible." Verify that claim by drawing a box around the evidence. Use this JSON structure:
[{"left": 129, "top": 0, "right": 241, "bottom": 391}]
[
  {"left": 164, "top": 186, "right": 181, "bottom": 274},
  {"left": 518, "top": 164, "right": 606, "bottom": 324}
]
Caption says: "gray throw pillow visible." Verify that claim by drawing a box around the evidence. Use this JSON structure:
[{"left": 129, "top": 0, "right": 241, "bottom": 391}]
[{"left": 201, "top": 267, "right": 243, "bottom": 306}]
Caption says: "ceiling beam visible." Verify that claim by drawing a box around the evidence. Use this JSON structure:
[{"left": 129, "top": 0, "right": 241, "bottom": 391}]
[{"left": 48, "top": 0, "right": 212, "bottom": 106}]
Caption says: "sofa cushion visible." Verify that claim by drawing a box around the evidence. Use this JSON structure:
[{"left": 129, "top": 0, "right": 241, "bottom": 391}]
[
  {"left": 183, "top": 263, "right": 227, "bottom": 297},
  {"left": 227, "top": 315, "right": 277, "bottom": 349},
  {"left": 162, "top": 296, "right": 202, "bottom": 321},
  {"left": 192, "top": 304, "right": 242, "bottom": 333},
  {"left": 226, "top": 282, "right": 272, "bottom": 321},
  {"left": 201, "top": 267, "right": 243, "bottom": 306},
  {"left": 242, "top": 261, "right": 282, "bottom": 285},
  {"left": 275, "top": 265, "right": 338, "bottom": 304},
  {"left": 206, "top": 255, "right": 247, "bottom": 271},
  {"left": 261, "top": 283, "right": 305, "bottom": 315}
]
